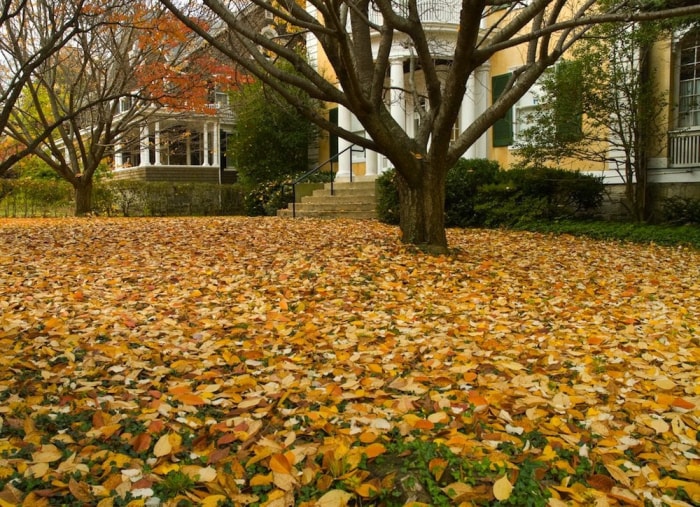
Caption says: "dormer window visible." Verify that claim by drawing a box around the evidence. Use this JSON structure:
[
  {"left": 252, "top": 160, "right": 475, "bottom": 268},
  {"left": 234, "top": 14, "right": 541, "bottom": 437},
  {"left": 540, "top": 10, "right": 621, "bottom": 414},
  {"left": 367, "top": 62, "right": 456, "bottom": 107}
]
[{"left": 119, "top": 96, "right": 132, "bottom": 113}]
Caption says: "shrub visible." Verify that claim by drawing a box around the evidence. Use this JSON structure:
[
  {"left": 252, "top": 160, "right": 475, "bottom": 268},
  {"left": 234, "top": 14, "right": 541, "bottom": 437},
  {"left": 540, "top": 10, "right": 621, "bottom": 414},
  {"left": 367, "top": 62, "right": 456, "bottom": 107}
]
[
  {"left": 375, "top": 169, "right": 400, "bottom": 224},
  {"left": 244, "top": 180, "right": 293, "bottom": 216},
  {"left": 445, "top": 158, "right": 500, "bottom": 227},
  {"left": 472, "top": 166, "right": 603, "bottom": 226},
  {"left": 0, "top": 179, "right": 72, "bottom": 217},
  {"left": 374, "top": 160, "right": 604, "bottom": 228},
  {"left": 661, "top": 196, "right": 700, "bottom": 225}
]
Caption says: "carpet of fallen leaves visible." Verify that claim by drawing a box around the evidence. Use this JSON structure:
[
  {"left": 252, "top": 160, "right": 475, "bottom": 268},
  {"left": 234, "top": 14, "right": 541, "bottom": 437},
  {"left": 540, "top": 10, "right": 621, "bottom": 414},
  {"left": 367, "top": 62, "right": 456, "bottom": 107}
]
[{"left": 0, "top": 217, "right": 699, "bottom": 507}]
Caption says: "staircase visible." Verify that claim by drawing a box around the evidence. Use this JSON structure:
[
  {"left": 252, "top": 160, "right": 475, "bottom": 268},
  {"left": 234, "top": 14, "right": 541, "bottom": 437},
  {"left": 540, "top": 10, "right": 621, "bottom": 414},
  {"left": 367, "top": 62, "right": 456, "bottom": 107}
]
[{"left": 277, "top": 180, "right": 377, "bottom": 219}]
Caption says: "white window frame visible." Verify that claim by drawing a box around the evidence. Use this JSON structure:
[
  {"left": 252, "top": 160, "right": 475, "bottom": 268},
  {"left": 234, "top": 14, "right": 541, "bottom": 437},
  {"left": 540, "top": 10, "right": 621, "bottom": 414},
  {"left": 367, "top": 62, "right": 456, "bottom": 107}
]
[{"left": 677, "top": 29, "right": 700, "bottom": 129}]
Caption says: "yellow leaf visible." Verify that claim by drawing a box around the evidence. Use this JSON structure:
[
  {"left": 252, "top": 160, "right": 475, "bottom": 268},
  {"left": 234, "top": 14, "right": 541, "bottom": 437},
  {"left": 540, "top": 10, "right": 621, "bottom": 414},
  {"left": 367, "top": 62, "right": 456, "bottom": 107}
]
[
  {"left": 153, "top": 434, "right": 172, "bottom": 457},
  {"left": 654, "top": 377, "right": 675, "bottom": 390},
  {"left": 250, "top": 473, "right": 273, "bottom": 487},
  {"left": 269, "top": 453, "right": 292, "bottom": 474},
  {"left": 493, "top": 474, "right": 513, "bottom": 501},
  {"left": 202, "top": 495, "right": 228, "bottom": 507},
  {"left": 31, "top": 444, "right": 62, "bottom": 463},
  {"left": 442, "top": 481, "right": 473, "bottom": 501},
  {"left": 273, "top": 470, "right": 297, "bottom": 491},
  {"left": 355, "top": 482, "right": 379, "bottom": 498},
  {"left": 316, "top": 489, "right": 353, "bottom": 506},
  {"left": 429, "top": 458, "right": 448, "bottom": 481},
  {"left": 364, "top": 443, "right": 386, "bottom": 459}
]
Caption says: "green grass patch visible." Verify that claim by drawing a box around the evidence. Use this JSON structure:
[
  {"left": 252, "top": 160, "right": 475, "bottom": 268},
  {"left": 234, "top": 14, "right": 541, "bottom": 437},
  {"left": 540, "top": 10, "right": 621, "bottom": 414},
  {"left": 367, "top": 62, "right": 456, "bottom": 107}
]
[{"left": 510, "top": 220, "right": 700, "bottom": 249}]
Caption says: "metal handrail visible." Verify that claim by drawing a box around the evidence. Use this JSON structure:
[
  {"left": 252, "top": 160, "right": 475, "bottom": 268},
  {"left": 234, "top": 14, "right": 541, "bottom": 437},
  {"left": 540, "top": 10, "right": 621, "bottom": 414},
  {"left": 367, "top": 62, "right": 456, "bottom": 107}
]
[{"left": 289, "top": 144, "right": 364, "bottom": 218}]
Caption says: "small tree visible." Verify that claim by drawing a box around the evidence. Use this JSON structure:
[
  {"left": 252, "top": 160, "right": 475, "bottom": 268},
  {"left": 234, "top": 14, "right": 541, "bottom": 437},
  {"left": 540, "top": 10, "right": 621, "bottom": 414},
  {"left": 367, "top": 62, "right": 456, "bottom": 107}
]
[
  {"left": 0, "top": 0, "right": 89, "bottom": 175},
  {"left": 3, "top": 0, "right": 234, "bottom": 215},
  {"left": 229, "top": 77, "right": 318, "bottom": 188},
  {"left": 515, "top": 22, "right": 668, "bottom": 222}
]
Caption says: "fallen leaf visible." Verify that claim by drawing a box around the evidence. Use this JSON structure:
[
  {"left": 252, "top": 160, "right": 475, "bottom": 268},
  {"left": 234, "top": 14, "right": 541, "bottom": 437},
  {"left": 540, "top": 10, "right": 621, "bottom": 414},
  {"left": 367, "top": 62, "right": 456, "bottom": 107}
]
[{"left": 493, "top": 474, "right": 513, "bottom": 501}]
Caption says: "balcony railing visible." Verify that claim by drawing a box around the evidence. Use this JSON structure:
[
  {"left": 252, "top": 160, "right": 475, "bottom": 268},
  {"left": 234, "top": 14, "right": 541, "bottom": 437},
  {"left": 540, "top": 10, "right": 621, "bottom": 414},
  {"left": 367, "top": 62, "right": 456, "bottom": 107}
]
[
  {"left": 669, "top": 128, "right": 700, "bottom": 168},
  {"left": 205, "top": 103, "right": 235, "bottom": 123},
  {"left": 369, "top": 0, "right": 461, "bottom": 25}
]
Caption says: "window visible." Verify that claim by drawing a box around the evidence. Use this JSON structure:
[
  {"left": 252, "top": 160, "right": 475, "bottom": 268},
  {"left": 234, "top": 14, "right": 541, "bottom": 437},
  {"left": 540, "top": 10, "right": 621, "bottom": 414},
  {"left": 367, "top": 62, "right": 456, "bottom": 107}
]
[
  {"left": 679, "top": 29, "right": 700, "bottom": 128},
  {"left": 492, "top": 73, "right": 513, "bottom": 147},
  {"left": 514, "top": 62, "right": 583, "bottom": 145},
  {"left": 514, "top": 84, "right": 540, "bottom": 141},
  {"left": 118, "top": 96, "right": 132, "bottom": 114}
]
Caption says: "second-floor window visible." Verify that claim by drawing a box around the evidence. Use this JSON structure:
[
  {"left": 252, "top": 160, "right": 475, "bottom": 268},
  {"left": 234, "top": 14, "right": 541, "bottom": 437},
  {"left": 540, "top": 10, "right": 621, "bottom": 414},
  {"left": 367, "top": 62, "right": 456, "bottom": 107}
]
[{"left": 679, "top": 29, "right": 700, "bottom": 128}]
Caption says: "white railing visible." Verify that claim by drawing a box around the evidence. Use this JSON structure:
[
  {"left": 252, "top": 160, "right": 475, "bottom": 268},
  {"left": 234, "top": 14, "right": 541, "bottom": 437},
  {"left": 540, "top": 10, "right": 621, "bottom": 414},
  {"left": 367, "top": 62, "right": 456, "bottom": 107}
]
[
  {"left": 369, "top": 0, "right": 461, "bottom": 25},
  {"left": 669, "top": 128, "right": 700, "bottom": 168},
  {"left": 205, "top": 103, "right": 235, "bottom": 123}
]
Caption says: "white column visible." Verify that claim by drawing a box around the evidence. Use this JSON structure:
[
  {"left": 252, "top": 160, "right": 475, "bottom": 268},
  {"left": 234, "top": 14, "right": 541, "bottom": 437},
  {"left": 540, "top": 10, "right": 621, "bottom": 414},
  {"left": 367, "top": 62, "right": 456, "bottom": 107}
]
[
  {"left": 463, "top": 75, "right": 477, "bottom": 159},
  {"left": 114, "top": 143, "right": 123, "bottom": 169},
  {"left": 390, "top": 59, "right": 405, "bottom": 131},
  {"left": 154, "top": 122, "right": 161, "bottom": 166},
  {"left": 186, "top": 132, "right": 192, "bottom": 166},
  {"left": 474, "top": 63, "right": 490, "bottom": 159},
  {"left": 202, "top": 122, "right": 209, "bottom": 166},
  {"left": 213, "top": 124, "right": 220, "bottom": 168},
  {"left": 365, "top": 150, "right": 378, "bottom": 177},
  {"left": 337, "top": 104, "right": 352, "bottom": 180},
  {"left": 139, "top": 124, "right": 150, "bottom": 166}
]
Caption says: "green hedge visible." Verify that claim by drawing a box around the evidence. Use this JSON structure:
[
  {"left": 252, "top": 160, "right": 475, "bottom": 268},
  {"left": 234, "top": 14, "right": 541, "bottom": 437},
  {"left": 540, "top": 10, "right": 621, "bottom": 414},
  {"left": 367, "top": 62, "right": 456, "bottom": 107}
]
[
  {"left": 0, "top": 179, "right": 73, "bottom": 217},
  {"left": 0, "top": 179, "right": 247, "bottom": 217},
  {"left": 94, "top": 181, "right": 246, "bottom": 216},
  {"left": 376, "top": 160, "right": 605, "bottom": 227}
]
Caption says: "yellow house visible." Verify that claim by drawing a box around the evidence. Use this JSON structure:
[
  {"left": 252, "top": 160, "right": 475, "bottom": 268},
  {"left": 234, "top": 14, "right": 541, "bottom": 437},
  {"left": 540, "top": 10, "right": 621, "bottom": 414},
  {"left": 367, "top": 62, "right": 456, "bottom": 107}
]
[{"left": 307, "top": 3, "right": 700, "bottom": 196}]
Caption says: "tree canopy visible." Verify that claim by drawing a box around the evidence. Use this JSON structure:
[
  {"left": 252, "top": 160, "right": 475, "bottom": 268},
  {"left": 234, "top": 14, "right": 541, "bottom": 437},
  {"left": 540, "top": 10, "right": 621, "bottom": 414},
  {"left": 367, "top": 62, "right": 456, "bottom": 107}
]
[{"left": 159, "top": 0, "right": 700, "bottom": 251}]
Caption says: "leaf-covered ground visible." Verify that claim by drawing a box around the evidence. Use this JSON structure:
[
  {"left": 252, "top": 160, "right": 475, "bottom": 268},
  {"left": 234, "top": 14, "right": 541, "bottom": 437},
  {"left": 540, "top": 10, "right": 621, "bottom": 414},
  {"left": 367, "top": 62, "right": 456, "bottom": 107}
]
[{"left": 0, "top": 217, "right": 699, "bottom": 507}]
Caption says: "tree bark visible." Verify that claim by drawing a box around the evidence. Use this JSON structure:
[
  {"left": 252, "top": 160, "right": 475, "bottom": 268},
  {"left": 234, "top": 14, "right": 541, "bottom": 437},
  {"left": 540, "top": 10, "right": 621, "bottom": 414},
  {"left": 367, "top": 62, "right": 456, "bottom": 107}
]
[
  {"left": 396, "top": 166, "right": 448, "bottom": 253},
  {"left": 74, "top": 178, "right": 93, "bottom": 216}
]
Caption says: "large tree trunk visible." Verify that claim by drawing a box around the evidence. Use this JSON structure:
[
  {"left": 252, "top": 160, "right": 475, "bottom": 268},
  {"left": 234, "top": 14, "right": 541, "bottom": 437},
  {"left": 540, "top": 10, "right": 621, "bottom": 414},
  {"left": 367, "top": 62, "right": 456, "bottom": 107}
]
[
  {"left": 74, "top": 178, "right": 93, "bottom": 216},
  {"left": 395, "top": 166, "right": 448, "bottom": 253}
]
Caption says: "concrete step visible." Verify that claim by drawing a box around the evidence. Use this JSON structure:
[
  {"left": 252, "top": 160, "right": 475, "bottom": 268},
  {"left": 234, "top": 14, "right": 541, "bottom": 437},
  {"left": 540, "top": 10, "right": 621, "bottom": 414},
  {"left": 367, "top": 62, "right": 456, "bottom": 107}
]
[
  {"left": 279, "top": 179, "right": 377, "bottom": 219},
  {"left": 302, "top": 193, "right": 375, "bottom": 203},
  {"left": 291, "top": 201, "right": 376, "bottom": 211},
  {"left": 278, "top": 209, "right": 377, "bottom": 219},
  {"left": 312, "top": 182, "right": 377, "bottom": 197}
]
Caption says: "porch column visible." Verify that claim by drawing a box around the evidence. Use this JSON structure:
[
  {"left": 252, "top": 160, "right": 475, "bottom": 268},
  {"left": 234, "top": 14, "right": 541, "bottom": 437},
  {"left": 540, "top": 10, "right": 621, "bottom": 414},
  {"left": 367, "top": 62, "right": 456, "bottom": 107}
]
[
  {"left": 186, "top": 131, "right": 192, "bottom": 165},
  {"left": 337, "top": 104, "right": 352, "bottom": 180},
  {"left": 366, "top": 149, "right": 378, "bottom": 177},
  {"left": 153, "top": 122, "right": 161, "bottom": 166},
  {"left": 213, "top": 124, "right": 221, "bottom": 168},
  {"left": 139, "top": 124, "right": 150, "bottom": 166},
  {"left": 390, "top": 59, "right": 405, "bottom": 131},
  {"left": 114, "top": 143, "right": 123, "bottom": 169},
  {"left": 463, "top": 75, "right": 477, "bottom": 159},
  {"left": 202, "top": 122, "right": 210, "bottom": 166},
  {"left": 474, "top": 63, "right": 490, "bottom": 159}
]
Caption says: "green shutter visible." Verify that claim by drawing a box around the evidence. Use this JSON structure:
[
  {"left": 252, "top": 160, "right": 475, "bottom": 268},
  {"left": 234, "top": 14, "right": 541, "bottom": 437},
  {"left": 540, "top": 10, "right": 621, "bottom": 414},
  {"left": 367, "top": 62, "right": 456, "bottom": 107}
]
[
  {"left": 554, "top": 61, "right": 583, "bottom": 142},
  {"left": 492, "top": 73, "right": 513, "bottom": 147}
]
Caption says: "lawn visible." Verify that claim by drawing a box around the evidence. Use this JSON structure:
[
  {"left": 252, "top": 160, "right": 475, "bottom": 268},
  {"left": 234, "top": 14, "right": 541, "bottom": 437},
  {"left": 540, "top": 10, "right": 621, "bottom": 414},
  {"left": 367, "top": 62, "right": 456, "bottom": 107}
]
[{"left": 0, "top": 217, "right": 698, "bottom": 507}]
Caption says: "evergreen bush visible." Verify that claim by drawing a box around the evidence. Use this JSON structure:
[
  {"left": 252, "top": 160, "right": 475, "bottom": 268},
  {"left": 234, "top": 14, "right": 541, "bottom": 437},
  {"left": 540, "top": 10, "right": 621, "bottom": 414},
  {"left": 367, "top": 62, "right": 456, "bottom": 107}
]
[
  {"left": 375, "top": 160, "right": 604, "bottom": 227},
  {"left": 375, "top": 169, "right": 400, "bottom": 225},
  {"left": 445, "top": 159, "right": 500, "bottom": 227},
  {"left": 661, "top": 196, "right": 700, "bottom": 225}
]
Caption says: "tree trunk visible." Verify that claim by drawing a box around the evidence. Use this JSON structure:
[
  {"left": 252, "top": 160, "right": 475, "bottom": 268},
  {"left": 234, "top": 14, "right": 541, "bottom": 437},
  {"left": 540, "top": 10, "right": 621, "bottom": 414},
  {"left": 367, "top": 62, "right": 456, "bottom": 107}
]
[
  {"left": 396, "top": 167, "right": 448, "bottom": 253},
  {"left": 74, "top": 178, "right": 93, "bottom": 216}
]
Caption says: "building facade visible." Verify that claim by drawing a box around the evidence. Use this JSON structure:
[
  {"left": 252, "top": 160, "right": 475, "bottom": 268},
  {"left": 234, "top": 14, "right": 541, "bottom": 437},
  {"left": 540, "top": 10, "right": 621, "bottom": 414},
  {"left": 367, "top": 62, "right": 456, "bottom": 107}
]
[{"left": 309, "top": 2, "right": 700, "bottom": 196}]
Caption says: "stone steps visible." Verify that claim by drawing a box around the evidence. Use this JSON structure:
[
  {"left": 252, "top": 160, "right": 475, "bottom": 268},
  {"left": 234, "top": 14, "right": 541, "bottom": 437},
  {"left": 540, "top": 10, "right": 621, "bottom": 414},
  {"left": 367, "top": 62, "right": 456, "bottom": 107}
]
[{"left": 278, "top": 181, "right": 377, "bottom": 219}]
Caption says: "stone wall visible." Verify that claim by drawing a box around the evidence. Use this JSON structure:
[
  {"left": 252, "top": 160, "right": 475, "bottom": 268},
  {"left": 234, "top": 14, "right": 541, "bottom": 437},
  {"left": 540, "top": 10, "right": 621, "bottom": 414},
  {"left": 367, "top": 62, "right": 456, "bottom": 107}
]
[
  {"left": 598, "top": 182, "right": 700, "bottom": 221},
  {"left": 112, "top": 166, "right": 220, "bottom": 184}
]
